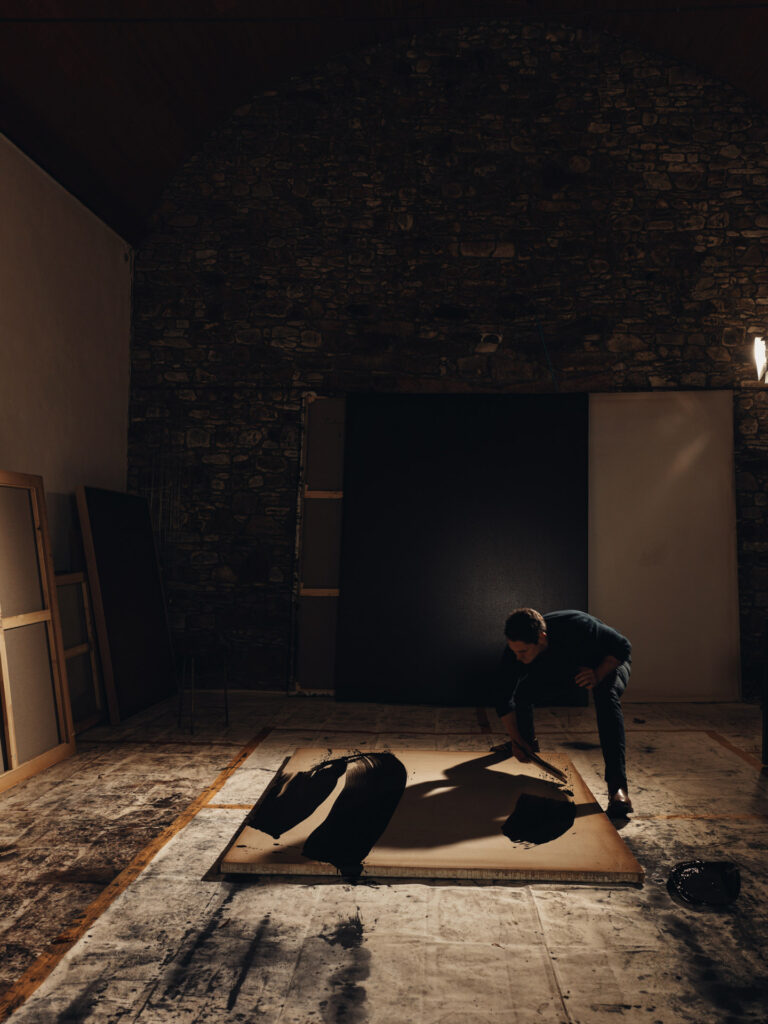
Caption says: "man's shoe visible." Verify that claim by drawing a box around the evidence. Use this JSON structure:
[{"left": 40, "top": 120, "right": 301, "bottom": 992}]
[{"left": 606, "top": 788, "right": 633, "bottom": 817}]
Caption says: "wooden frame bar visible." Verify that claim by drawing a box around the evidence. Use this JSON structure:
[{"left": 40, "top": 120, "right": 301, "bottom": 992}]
[
  {"left": 0, "top": 612, "right": 17, "bottom": 768},
  {"left": 294, "top": 395, "right": 345, "bottom": 693},
  {"left": 55, "top": 570, "right": 105, "bottom": 733},
  {"left": 3, "top": 610, "right": 51, "bottom": 629},
  {"left": 75, "top": 489, "right": 121, "bottom": 725},
  {"left": 0, "top": 470, "right": 75, "bottom": 793}
]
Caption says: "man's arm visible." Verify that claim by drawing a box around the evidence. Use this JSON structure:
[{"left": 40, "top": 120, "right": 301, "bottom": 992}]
[
  {"left": 499, "top": 711, "right": 535, "bottom": 761},
  {"left": 493, "top": 648, "right": 537, "bottom": 761}
]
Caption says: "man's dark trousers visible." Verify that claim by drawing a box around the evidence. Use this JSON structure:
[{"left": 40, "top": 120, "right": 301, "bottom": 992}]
[{"left": 515, "top": 657, "right": 631, "bottom": 792}]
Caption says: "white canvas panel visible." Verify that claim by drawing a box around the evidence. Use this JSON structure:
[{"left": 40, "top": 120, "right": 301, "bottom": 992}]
[{"left": 589, "top": 391, "right": 740, "bottom": 701}]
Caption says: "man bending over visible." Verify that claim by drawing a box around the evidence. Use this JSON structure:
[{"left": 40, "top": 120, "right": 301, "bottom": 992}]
[{"left": 496, "top": 607, "right": 633, "bottom": 817}]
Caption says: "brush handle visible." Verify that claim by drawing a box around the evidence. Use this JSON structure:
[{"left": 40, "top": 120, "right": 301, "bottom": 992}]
[{"left": 490, "top": 741, "right": 567, "bottom": 782}]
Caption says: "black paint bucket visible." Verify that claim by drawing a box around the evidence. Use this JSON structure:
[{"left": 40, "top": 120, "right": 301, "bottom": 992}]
[{"left": 667, "top": 860, "right": 741, "bottom": 907}]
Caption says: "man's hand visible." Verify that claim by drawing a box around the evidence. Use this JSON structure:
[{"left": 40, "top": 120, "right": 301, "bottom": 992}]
[
  {"left": 574, "top": 666, "right": 597, "bottom": 689},
  {"left": 498, "top": 713, "right": 535, "bottom": 762},
  {"left": 575, "top": 655, "right": 620, "bottom": 690},
  {"left": 507, "top": 737, "right": 535, "bottom": 762}
]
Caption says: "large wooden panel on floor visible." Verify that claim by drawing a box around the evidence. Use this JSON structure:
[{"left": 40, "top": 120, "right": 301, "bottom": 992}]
[
  {"left": 0, "top": 471, "right": 75, "bottom": 794},
  {"left": 222, "top": 747, "right": 643, "bottom": 883},
  {"left": 589, "top": 392, "right": 741, "bottom": 701},
  {"left": 76, "top": 486, "right": 176, "bottom": 723},
  {"left": 336, "top": 394, "right": 588, "bottom": 705}
]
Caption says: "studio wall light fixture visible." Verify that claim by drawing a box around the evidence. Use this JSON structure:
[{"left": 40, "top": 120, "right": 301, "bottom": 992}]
[{"left": 755, "top": 336, "right": 767, "bottom": 383}]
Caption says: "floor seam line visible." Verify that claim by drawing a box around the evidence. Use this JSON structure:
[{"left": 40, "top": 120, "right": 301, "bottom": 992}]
[
  {"left": 273, "top": 882, "right": 325, "bottom": 1023},
  {"left": 529, "top": 889, "right": 573, "bottom": 1024},
  {"left": 705, "top": 729, "right": 765, "bottom": 771},
  {"left": 0, "top": 725, "right": 273, "bottom": 1023}
]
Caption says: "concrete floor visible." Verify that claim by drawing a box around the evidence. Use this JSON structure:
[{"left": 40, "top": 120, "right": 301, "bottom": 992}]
[{"left": 1, "top": 694, "right": 767, "bottom": 1023}]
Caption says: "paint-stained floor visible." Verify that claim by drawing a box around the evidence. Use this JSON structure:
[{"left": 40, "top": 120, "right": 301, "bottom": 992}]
[{"left": 1, "top": 694, "right": 767, "bottom": 1023}]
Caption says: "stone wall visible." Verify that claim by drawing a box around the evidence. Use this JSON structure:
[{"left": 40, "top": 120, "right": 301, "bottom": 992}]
[{"left": 131, "top": 20, "right": 768, "bottom": 696}]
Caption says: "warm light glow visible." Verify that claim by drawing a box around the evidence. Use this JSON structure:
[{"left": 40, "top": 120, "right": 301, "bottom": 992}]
[{"left": 756, "top": 337, "right": 767, "bottom": 382}]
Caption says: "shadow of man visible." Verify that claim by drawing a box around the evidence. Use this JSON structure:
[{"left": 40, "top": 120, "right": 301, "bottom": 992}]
[{"left": 374, "top": 749, "right": 600, "bottom": 850}]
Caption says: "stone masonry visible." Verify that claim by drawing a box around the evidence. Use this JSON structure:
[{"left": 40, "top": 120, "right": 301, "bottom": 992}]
[{"left": 130, "top": 20, "right": 768, "bottom": 695}]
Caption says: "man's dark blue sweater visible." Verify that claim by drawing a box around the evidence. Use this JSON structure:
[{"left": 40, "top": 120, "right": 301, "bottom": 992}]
[
  {"left": 494, "top": 609, "right": 631, "bottom": 717},
  {"left": 495, "top": 609, "right": 632, "bottom": 792}
]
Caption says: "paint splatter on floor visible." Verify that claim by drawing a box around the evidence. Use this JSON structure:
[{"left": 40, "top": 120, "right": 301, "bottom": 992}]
[{"left": 318, "top": 914, "right": 370, "bottom": 1024}]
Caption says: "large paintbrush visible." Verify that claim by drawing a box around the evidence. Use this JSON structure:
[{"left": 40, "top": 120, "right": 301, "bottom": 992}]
[{"left": 490, "top": 740, "right": 568, "bottom": 783}]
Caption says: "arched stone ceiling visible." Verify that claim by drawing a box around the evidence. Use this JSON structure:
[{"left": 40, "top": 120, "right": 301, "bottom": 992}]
[{"left": 1, "top": 0, "right": 766, "bottom": 242}]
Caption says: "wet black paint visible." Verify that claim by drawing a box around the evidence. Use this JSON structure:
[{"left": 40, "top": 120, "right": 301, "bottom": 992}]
[
  {"left": 667, "top": 861, "right": 741, "bottom": 907},
  {"left": 250, "top": 758, "right": 347, "bottom": 837},
  {"left": 321, "top": 914, "right": 364, "bottom": 950},
  {"left": 302, "top": 753, "right": 407, "bottom": 877},
  {"left": 501, "top": 793, "right": 576, "bottom": 846}
]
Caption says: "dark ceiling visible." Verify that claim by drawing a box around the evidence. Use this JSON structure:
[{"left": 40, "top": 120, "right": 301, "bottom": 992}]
[{"left": 2, "top": 1, "right": 768, "bottom": 244}]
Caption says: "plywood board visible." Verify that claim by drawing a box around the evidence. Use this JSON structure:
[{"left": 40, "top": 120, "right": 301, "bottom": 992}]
[
  {"left": 56, "top": 576, "right": 90, "bottom": 650},
  {"left": 304, "top": 396, "right": 346, "bottom": 491},
  {"left": 0, "top": 485, "right": 44, "bottom": 617},
  {"left": 589, "top": 392, "right": 740, "bottom": 700},
  {"left": 300, "top": 498, "right": 342, "bottom": 588},
  {"left": 222, "top": 748, "right": 644, "bottom": 884},
  {"left": 296, "top": 595, "right": 337, "bottom": 690},
  {"left": 0, "top": 471, "right": 74, "bottom": 790},
  {"left": 4, "top": 622, "right": 60, "bottom": 764}
]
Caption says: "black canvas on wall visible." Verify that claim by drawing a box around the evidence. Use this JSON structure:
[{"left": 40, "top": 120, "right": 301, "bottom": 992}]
[{"left": 336, "top": 394, "right": 588, "bottom": 706}]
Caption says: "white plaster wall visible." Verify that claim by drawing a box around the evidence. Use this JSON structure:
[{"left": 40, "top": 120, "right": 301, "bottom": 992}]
[
  {"left": 0, "top": 136, "right": 131, "bottom": 565},
  {"left": 589, "top": 391, "right": 741, "bottom": 701}
]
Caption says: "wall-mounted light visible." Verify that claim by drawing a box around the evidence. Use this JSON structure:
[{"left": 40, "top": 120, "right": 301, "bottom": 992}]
[{"left": 755, "top": 336, "right": 768, "bottom": 383}]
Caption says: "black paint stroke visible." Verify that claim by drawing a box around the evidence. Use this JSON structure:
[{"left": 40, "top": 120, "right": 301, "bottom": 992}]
[
  {"left": 226, "top": 914, "right": 271, "bottom": 1010},
  {"left": 501, "top": 792, "right": 575, "bottom": 846},
  {"left": 302, "top": 753, "right": 407, "bottom": 877},
  {"left": 251, "top": 757, "right": 347, "bottom": 838}
]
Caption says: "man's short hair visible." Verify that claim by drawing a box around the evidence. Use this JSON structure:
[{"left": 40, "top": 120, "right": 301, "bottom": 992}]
[{"left": 504, "top": 607, "right": 546, "bottom": 643}]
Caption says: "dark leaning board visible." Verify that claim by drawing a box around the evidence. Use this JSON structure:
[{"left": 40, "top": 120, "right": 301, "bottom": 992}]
[
  {"left": 221, "top": 748, "right": 644, "bottom": 884},
  {"left": 335, "top": 393, "right": 589, "bottom": 706},
  {"left": 77, "top": 486, "right": 176, "bottom": 723}
]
